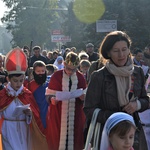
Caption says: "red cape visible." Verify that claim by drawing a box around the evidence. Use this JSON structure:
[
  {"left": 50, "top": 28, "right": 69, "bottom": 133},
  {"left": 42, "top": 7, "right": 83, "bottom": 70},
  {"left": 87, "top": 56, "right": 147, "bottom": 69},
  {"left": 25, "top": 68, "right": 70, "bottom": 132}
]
[
  {"left": 0, "top": 87, "right": 48, "bottom": 150},
  {"left": 0, "top": 87, "right": 44, "bottom": 133},
  {"left": 24, "top": 79, "right": 40, "bottom": 93}
]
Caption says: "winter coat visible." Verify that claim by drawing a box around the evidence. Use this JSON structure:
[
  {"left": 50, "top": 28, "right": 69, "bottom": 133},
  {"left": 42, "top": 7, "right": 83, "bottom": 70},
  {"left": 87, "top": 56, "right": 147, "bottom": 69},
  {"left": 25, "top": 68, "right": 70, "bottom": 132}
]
[{"left": 84, "top": 65, "right": 149, "bottom": 150}]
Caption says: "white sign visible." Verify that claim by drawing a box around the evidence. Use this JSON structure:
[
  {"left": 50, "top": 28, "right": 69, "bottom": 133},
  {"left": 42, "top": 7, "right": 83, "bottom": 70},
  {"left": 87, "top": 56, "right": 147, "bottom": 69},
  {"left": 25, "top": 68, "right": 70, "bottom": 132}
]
[
  {"left": 96, "top": 20, "right": 117, "bottom": 32},
  {"left": 51, "top": 35, "right": 71, "bottom": 42}
]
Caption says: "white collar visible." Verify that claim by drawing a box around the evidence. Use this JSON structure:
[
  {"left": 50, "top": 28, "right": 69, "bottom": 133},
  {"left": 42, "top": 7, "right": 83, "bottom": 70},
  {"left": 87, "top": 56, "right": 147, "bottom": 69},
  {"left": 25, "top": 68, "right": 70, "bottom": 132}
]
[{"left": 7, "top": 82, "right": 23, "bottom": 96}]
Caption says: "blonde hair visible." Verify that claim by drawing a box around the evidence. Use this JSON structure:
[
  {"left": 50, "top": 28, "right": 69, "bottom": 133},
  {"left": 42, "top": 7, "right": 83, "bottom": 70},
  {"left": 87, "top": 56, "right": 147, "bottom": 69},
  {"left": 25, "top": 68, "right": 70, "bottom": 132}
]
[
  {"left": 65, "top": 52, "right": 80, "bottom": 66},
  {"left": 78, "top": 51, "right": 89, "bottom": 60}
]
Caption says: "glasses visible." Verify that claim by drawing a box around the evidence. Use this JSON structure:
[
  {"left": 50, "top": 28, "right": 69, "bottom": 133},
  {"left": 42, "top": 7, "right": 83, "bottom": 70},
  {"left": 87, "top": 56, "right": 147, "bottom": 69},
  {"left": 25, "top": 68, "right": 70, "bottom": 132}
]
[{"left": 65, "top": 66, "right": 77, "bottom": 72}]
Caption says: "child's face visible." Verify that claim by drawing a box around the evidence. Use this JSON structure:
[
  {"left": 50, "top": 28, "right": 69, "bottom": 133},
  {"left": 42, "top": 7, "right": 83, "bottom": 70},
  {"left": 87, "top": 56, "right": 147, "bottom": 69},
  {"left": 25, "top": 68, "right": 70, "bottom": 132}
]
[
  {"left": 8, "top": 75, "right": 25, "bottom": 91},
  {"left": 47, "top": 70, "right": 53, "bottom": 76},
  {"left": 64, "top": 63, "right": 78, "bottom": 77},
  {"left": 57, "top": 59, "right": 63, "bottom": 64},
  {"left": 80, "top": 66, "right": 89, "bottom": 74},
  {"left": 109, "top": 126, "right": 135, "bottom": 150},
  {"left": 35, "top": 66, "right": 46, "bottom": 75}
]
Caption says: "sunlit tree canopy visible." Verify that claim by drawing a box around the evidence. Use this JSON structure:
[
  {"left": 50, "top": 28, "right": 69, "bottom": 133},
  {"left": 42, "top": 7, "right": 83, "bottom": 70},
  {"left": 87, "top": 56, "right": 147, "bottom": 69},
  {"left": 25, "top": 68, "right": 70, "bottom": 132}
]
[{"left": 1, "top": 0, "right": 150, "bottom": 51}]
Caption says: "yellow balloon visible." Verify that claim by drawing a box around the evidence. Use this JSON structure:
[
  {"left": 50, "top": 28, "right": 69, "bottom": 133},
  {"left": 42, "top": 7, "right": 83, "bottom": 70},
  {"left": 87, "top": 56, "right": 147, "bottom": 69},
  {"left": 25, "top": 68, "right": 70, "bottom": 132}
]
[{"left": 73, "top": 0, "right": 105, "bottom": 24}]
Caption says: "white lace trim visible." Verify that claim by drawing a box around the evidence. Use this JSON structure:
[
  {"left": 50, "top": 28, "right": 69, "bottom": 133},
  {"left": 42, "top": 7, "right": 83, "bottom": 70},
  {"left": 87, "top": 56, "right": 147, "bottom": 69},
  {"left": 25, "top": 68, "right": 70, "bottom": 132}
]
[{"left": 59, "top": 71, "right": 78, "bottom": 150}]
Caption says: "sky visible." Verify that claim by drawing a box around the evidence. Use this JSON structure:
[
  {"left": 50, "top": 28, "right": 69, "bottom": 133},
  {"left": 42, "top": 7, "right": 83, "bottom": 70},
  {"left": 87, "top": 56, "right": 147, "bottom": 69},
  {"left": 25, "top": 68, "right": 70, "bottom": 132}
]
[{"left": 0, "top": 1, "right": 8, "bottom": 25}]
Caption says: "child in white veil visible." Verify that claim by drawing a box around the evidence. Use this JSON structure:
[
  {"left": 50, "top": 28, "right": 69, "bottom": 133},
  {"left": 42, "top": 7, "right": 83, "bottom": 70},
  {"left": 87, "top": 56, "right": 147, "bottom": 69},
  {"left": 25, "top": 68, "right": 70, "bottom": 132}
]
[
  {"left": 100, "top": 112, "right": 136, "bottom": 150},
  {"left": 53, "top": 56, "right": 64, "bottom": 70}
]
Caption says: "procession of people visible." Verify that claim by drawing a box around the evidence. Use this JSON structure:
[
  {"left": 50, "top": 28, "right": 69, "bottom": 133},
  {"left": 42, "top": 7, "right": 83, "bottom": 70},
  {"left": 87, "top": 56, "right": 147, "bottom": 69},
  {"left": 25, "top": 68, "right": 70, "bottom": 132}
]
[{"left": 0, "top": 30, "right": 150, "bottom": 150}]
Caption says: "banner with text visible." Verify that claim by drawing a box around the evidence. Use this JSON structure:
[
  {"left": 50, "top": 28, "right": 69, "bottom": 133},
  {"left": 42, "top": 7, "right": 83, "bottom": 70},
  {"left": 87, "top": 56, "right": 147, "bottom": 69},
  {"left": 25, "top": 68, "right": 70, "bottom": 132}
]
[{"left": 51, "top": 35, "right": 71, "bottom": 42}]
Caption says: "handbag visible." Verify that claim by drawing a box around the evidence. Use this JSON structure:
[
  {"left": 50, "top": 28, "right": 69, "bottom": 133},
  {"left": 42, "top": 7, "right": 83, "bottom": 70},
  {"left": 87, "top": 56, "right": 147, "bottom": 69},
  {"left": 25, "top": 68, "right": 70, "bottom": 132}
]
[{"left": 84, "top": 108, "right": 101, "bottom": 150}]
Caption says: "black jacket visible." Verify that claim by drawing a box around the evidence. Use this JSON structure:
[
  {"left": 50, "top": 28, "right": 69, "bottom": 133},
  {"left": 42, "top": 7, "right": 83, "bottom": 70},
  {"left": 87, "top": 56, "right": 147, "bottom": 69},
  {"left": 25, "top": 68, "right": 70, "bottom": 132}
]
[
  {"left": 84, "top": 65, "right": 149, "bottom": 150},
  {"left": 29, "top": 55, "right": 47, "bottom": 67}
]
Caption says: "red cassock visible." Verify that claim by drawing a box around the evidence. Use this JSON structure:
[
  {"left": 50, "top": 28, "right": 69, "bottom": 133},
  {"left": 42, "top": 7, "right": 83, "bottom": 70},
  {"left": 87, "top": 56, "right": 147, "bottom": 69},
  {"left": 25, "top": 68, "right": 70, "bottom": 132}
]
[{"left": 46, "top": 70, "right": 86, "bottom": 150}]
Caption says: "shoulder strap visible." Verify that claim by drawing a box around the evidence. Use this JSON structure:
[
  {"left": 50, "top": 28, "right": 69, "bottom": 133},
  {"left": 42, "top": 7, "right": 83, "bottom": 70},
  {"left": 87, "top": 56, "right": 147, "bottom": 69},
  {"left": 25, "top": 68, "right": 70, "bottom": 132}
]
[
  {"left": 96, "top": 61, "right": 99, "bottom": 70},
  {"left": 84, "top": 108, "right": 101, "bottom": 150}
]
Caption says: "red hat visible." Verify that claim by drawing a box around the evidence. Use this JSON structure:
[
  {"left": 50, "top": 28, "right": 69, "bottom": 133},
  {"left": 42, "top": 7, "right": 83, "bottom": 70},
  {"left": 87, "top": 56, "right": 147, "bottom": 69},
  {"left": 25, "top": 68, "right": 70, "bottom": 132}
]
[{"left": 5, "top": 48, "right": 28, "bottom": 75}]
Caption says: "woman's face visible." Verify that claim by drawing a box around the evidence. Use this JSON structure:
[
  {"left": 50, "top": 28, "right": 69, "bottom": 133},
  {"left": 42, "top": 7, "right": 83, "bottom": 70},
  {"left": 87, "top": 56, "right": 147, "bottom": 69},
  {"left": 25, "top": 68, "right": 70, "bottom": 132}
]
[{"left": 108, "top": 41, "right": 130, "bottom": 66}]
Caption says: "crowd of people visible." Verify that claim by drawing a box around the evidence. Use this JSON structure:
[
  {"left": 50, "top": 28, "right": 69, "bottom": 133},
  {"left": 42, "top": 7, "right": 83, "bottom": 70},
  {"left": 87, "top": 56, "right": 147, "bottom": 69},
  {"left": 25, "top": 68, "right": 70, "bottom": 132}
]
[{"left": 0, "top": 30, "right": 150, "bottom": 150}]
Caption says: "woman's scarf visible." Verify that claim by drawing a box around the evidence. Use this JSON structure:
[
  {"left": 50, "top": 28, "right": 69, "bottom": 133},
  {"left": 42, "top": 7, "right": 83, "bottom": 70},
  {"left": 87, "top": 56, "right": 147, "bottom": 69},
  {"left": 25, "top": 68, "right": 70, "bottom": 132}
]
[{"left": 106, "top": 57, "right": 134, "bottom": 107}]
